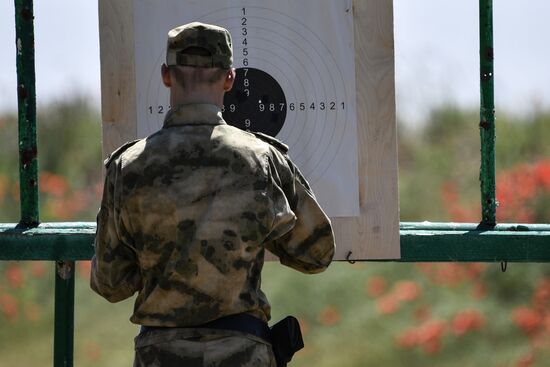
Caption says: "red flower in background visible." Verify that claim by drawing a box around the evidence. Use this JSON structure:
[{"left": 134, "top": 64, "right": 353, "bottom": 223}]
[
  {"left": 440, "top": 181, "right": 479, "bottom": 222},
  {"left": 372, "top": 279, "right": 422, "bottom": 316},
  {"left": 441, "top": 159, "right": 550, "bottom": 223},
  {"left": 471, "top": 282, "right": 487, "bottom": 299},
  {"left": 393, "top": 281, "right": 422, "bottom": 302},
  {"left": 516, "top": 353, "right": 535, "bottom": 367},
  {"left": 298, "top": 317, "right": 309, "bottom": 336},
  {"left": 376, "top": 295, "right": 400, "bottom": 315},
  {"left": 509, "top": 277, "right": 550, "bottom": 354},
  {"left": 533, "top": 278, "right": 550, "bottom": 312},
  {"left": 37, "top": 170, "right": 100, "bottom": 220},
  {"left": 319, "top": 305, "right": 341, "bottom": 326},
  {"left": 417, "top": 263, "right": 487, "bottom": 288},
  {"left": 84, "top": 340, "right": 102, "bottom": 362},
  {"left": 396, "top": 328, "right": 418, "bottom": 348},
  {"left": 536, "top": 161, "right": 550, "bottom": 191},
  {"left": 0, "top": 294, "right": 18, "bottom": 322},
  {"left": 496, "top": 160, "right": 550, "bottom": 222},
  {"left": 512, "top": 307, "right": 542, "bottom": 335},
  {"left": 452, "top": 310, "right": 486, "bottom": 336},
  {"left": 395, "top": 319, "right": 447, "bottom": 355},
  {"left": 417, "top": 319, "right": 446, "bottom": 343},
  {"left": 418, "top": 319, "right": 446, "bottom": 355},
  {"left": 465, "top": 263, "right": 487, "bottom": 278},
  {"left": 40, "top": 172, "right": 69, "bottom": 197},
  {"left": 48, "top": 191, "right": 91, "bottom": 220},
  {"left": 365, "top": 276, "right": 387, "bottom": 298},
  {"left": 422, "top": 338, "right": 442, "bottom": 355},
  {"left": 78, "top": 261, "right": 92, "bottom": 280},
  {"left": 5, "top": 264, "right": 25, "bottom": 289}
]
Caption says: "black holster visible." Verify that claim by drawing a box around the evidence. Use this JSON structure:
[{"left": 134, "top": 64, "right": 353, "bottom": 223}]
[{"left": 269, "top": 316, "right": 304, "bottom": 367}]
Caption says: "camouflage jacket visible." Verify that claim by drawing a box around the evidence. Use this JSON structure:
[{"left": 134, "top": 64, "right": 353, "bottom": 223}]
[{"left": 91, "top": 103, "right": 335, "bottom": 327}]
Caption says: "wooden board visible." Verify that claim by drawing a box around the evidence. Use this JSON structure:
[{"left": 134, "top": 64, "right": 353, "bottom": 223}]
[
  {"left": 98, "top": 0, "right": 400, "bottom": 260},
  {"left": 99, "top": 0, "right": 137, "bottom": 152}
]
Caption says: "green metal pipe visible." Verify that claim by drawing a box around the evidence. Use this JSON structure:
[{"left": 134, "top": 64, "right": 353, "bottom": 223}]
[
  {"left": 0, "top": 222, "right": 95, "bottom": 260},
  {"left": 54, "top": 261, "right": 75, "bottom": 367},
  {"left": 2, "top": 222, "right": 550, "bottom": 262},
  {"left": 400, "top": 229, "right": 550, "bottom": 262},
  {"left": 14, "top": 0, "right": 39, "bottom": 226},
  {"left": 479, "top": 0, "right": 496, "bottom": 225},
  {"left": 14, "top": 3, "right": 76, "bottom": 364},
  {"left": 5, "top": 222, "right": 550, "bottom": 234},
  {"left": 0, "top": 222, "right": 96, "bottom": 233},
  {"left": 399, "top": 222, "right": 550, "bottom": 232}
]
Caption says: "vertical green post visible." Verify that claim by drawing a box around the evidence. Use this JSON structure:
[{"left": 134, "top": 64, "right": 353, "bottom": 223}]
[
  {"left": 479, "top": 0, "right": 496, "bottom": 225},
  {"left": 54, "top": 261, "right": 75, "bottom": 367},
  {"left": 14, "top": 0, "right": 39, "bottom": 226},
  {"left": 14, "top": 1, "right": 75, "bottom": 366}
]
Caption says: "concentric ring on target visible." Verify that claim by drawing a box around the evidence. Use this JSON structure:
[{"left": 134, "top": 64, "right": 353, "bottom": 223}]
[{"left": 143, "top": 5, "right": 353, "bottom": 184}]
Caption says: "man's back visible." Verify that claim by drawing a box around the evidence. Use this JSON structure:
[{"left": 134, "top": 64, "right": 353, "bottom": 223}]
[
  {"left": 92, "top": 103, "right": 335, "bottom": 328},
  {"left": 91, "top": 21, "right": 335, "bottom": 367}
]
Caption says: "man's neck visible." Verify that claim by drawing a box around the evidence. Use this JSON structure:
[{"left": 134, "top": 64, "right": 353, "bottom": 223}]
[{"left": 170, "top": 90, "right": 224, "bottom": 108}]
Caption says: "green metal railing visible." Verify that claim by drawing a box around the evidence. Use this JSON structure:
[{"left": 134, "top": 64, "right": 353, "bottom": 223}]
[
  {"left": 14, "top": 0, "right": 39, "bottom": 228},
  {"left": 479, "top": 0, "right": 497, "bottom": 226},
  {"left": 1, "top": 0, "right": 550, "bottom": 366}
]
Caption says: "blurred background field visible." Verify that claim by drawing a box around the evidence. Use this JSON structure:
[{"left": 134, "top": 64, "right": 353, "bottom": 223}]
[
  {"left": 2, "top": 1, "right": 550, "bottom": 366},
  {"left": 2, "top": 99, "right": 550, "bottom": 366}
]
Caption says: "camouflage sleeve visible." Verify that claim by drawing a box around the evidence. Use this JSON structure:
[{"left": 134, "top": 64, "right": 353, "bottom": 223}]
[
  {"left": 90, "top": 158, "right": 141, "bottom": 302},
  {"left": 264, "top": 149, "right": 335, "bottom": 274}
]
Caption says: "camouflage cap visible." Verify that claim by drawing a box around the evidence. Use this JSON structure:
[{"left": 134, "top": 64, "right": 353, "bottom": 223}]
[{"left": 166, "top": 22, "right": 233, "bottom": 69}]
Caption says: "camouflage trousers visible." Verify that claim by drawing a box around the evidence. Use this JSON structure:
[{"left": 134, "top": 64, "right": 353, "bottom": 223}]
[{"left": 134, "top": 327, "right": 276, "bottom": 367}]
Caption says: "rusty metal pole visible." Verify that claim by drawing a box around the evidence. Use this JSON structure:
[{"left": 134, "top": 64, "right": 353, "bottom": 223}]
[
  {"left": 479, "top": 0, "right": 497, "bottom": 226},
  {"left": 14, "top": 0, "right": 39, "bottom": 226},
  {"left": 14, "top": 1, "right": 75, "bottom": 366},
  {"left": 54, "top": 261, "right": 75, "bottom": 367}
]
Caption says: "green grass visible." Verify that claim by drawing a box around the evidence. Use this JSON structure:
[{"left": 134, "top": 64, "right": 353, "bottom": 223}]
[{"left": 2, "top": 262, "right": 548, "bottom": 366}]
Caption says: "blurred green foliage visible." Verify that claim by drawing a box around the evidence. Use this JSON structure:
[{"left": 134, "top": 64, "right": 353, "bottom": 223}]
[
  {"left": 399, "top": 106, "right": 550, "bottom": 222},
  {"left": 0, "top": 97, "right": 102, "bottom": 222},
  {"left": 1, "top": 99, "right": 550, "bottom": 366}
]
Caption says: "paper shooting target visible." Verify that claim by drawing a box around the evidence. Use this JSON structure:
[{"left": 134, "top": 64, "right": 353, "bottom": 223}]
[{"left": 135, "top": 0, "right": 359, "bottom": 216}]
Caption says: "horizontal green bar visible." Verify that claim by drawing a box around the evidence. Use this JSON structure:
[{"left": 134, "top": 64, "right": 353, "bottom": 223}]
[
  {"left": 400, "top": 229, "right": 550, "bottom": 262},
  {"left": 0, "top": 222, "right": 96, "bottom": 232},
  {"left": 1, "top": 222, "right": 550, "bottom": 262},
  {"left": 0, "top": 223, "right": 95, "bottom": 261},
  {"left": 400, "top": 221, "right": 550, "bottom": 232}
]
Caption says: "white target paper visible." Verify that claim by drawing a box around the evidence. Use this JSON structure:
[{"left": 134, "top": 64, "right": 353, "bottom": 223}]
[{"left": 134, "top": 0, "right": 359, "bottom": 217}]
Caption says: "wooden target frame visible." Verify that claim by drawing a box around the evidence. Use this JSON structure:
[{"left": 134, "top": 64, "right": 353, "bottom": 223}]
[{"left": 98, "top": 0, "right": 400, "bottom": 260}]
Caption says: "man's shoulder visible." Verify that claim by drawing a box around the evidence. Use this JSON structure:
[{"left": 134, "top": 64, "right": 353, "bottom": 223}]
[
  {"left": 103, "top": 139, "right": 141, "bottom": 167},
  {"left": 216, "top": 126, "right": 287, "bottom": 155},
  {"left": 250, "top": 132, "right": 289, "bottom": 155}
]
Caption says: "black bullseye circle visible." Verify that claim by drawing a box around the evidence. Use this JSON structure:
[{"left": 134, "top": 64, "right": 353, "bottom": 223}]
[{"left": 223, "top": 67, "right": 287, "bottom": 137}]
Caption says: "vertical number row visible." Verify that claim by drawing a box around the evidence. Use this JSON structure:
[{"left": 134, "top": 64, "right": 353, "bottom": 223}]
[
  {"left": 240, "top": 8, "right": 251, "bottom": 131},
  {"left": 241, "top": 7, "right": 249, "bottom": 68}
]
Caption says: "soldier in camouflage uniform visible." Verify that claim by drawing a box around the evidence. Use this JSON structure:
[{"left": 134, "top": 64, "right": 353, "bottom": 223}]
[{"left": 91, "top": 22, "right": 335, "bottom": 366}]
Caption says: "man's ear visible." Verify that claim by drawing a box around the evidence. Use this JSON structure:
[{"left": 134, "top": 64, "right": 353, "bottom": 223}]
[
  {"left": 161, "top": 63, "right": 172, "bottom": 87},
  {"left": 223, "top": 68, "right": 236, "bottom": 92}
]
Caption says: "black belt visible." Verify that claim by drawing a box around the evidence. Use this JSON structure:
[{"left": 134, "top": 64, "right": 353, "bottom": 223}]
[{"left": 140, "top": 313, "right": 271, "bottom": 344}]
